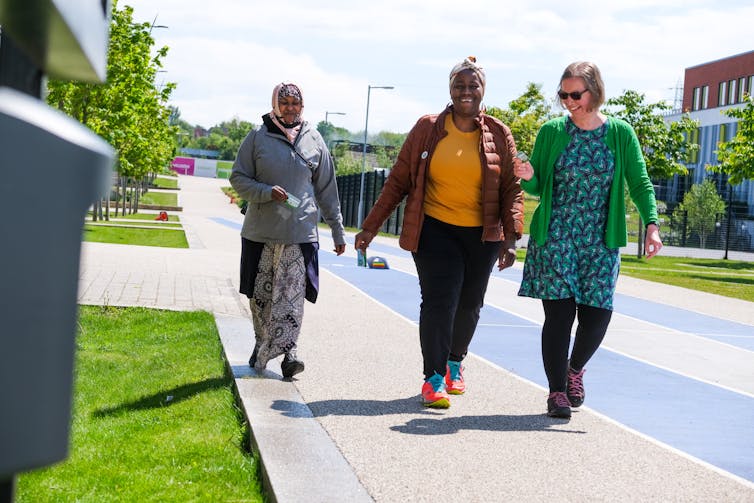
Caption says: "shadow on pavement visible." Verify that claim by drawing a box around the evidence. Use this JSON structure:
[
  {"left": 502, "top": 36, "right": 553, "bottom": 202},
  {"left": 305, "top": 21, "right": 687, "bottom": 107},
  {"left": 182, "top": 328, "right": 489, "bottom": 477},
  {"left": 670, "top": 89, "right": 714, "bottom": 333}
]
[{"left": 390, "top": 414, "right": 587, "bottom": 435}]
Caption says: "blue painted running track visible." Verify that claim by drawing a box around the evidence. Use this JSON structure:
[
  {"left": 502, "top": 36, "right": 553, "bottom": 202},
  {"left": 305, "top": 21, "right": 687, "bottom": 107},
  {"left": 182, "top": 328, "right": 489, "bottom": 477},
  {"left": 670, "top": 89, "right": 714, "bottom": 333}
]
[{"left": 215, "top": 218, "right": 754, "bottom": 482}]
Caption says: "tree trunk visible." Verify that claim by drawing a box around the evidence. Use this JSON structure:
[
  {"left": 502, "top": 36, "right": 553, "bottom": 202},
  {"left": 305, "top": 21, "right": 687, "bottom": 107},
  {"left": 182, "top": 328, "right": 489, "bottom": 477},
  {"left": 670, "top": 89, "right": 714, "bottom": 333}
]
[
  {"left": 121, "top": 176, "right": 127, "bottom": 216},
  {"left": 133, "top": 178, "right": 140, "bottom": 213},
  {"left": 128, "top": 178, "right": 134, "bottom": 215}
]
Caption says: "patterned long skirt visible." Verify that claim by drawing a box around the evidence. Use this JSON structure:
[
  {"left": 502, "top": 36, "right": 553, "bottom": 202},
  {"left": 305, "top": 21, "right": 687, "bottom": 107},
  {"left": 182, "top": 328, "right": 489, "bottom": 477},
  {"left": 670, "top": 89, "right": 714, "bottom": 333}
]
[{"left": 249, "top": 243, "right": 306, "bottom": 370}]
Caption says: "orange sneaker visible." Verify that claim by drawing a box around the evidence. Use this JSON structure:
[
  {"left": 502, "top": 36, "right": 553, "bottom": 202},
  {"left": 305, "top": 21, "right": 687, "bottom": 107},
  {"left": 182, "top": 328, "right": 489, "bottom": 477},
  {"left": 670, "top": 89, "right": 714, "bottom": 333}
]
[
  {"left": 422, "top": 373, "right": 450, "bottom": 408},
  {"left": 445, "top": 360, "right": 466, "bottom": 395}
]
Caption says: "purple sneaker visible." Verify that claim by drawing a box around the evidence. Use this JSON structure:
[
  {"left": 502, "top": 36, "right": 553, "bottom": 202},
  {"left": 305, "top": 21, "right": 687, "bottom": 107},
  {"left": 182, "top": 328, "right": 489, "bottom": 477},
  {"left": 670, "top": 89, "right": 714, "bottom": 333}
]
[{"left": 547, "top": 391, "right": 571, "bottom": 418}]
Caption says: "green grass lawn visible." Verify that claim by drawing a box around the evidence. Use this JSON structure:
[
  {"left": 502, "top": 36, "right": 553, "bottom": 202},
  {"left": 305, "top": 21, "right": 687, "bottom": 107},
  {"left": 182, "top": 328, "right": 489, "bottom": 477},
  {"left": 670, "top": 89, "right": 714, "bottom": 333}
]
[
  {"left": 512, "top": 250, "right": 753, "bottom": 302},
  {"left": 111, "top": 212, "right": 180, "bottom": 222},
  {"left": 620, "top": 256, "right": 754, "bottom": 302},
  {"left": 16, "top": 306, "right": 264, "bottom": 503},
  {"left": 83, "top": 224, "right": 189, "bottom": 248},
  {"left": 88, "top": 212, "right": 181, "bottom": 227},
  {"left": 88, "top": 214, "right": 182, "bottom": 229},
  {"left": 140, "top": 191, "right": 178, "bottom": 207},
  {"left": 151, "top": 176, "right": 179, "bottom": 189}
]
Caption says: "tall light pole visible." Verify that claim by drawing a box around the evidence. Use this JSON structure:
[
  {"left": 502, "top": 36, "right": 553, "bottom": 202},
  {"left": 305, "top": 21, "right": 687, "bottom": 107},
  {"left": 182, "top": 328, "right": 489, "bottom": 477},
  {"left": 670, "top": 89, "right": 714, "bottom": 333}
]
[
  {"left": 357, "top": 85, "right": 393, "bottom": 228},
  {"left": 724, "top": 183, "right": 733, "bottom": 260},
  {"left": 325, "top": 111, "right": 346, "bottom": 124}
]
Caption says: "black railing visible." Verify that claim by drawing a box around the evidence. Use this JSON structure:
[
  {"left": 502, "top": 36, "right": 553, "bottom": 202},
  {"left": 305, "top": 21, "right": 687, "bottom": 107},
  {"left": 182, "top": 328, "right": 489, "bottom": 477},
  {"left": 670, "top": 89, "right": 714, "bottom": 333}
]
[
  {"left": 336, "top": 171, "right": 405, "bottom": 234},
  {"left": 665, "top": 209, "right": 753, "bottom": 253}
]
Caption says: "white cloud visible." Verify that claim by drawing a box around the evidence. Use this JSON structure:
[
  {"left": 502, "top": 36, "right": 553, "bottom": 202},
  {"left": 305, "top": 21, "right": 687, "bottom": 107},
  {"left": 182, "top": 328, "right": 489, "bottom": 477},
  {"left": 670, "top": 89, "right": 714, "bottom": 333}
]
[{"left": 124, "top": 0, "right": 754, "bottom": 133}]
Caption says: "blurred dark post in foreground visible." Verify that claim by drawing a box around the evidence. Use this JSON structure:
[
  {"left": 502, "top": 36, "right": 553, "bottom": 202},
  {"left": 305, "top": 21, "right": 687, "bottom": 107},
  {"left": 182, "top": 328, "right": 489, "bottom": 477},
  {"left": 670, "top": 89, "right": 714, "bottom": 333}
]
[{"left": 0, "top": 1, "right": 114, "bottom": 501}]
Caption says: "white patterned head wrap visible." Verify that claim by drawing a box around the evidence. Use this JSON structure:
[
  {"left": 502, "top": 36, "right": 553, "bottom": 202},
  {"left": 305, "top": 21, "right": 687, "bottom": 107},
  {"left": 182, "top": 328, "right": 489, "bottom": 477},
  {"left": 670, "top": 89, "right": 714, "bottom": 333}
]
[{"left": 449, "top": 56, "right": 486, "bottom": 96}]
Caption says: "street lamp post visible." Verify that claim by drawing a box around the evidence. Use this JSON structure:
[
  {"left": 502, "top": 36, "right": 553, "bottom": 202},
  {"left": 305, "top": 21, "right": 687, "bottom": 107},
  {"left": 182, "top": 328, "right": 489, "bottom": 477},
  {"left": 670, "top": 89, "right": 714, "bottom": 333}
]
[
  {"left": 357, "top": 85, "right": 393, "bottom": 229},
  {"left": 724, "top": 183, "right": 733, "bottom": 260},
  {"left": 325, "top": 111, "right": 346, "bottom": 124}
]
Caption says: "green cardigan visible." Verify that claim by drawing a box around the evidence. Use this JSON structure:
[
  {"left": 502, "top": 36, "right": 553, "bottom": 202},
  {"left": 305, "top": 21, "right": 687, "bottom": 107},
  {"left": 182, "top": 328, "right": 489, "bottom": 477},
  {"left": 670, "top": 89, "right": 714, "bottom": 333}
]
[{"left": 521, "top": 116, "right": 658, "bottom": 248}]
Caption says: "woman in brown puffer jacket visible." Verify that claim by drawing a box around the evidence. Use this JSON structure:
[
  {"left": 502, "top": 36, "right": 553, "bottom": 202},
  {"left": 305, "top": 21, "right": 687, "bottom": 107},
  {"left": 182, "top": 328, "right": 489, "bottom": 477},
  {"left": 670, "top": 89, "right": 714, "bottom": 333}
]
[{"left": 354, "top": 56, "right": 524, "bottom": 408}]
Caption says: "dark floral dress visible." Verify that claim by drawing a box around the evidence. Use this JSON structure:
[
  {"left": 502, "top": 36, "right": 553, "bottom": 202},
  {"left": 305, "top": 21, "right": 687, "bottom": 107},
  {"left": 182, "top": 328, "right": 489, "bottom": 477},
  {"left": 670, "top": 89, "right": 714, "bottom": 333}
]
[{"left": 519, "top": 118, "right": 620, "bottom": 310}]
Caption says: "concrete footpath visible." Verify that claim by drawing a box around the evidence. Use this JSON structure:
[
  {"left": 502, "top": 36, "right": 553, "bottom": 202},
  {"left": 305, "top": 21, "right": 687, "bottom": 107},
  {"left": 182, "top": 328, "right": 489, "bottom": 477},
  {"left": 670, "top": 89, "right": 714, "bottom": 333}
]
[{"left": 78, "top": 175, "right": 754, "bottom": 502}]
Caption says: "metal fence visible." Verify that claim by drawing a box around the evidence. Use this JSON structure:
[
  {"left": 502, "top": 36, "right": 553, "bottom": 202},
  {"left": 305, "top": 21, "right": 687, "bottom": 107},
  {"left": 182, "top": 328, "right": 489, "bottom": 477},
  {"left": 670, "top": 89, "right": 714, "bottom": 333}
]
[
  {"left": 335, "top": 172, "right": 754, "bottom": 256},
  {"left": 663, "top": 209, "right": 753, "bottom": 253},
  {"left": 336, "top": 171, "right": 405, "bottom": 234}
]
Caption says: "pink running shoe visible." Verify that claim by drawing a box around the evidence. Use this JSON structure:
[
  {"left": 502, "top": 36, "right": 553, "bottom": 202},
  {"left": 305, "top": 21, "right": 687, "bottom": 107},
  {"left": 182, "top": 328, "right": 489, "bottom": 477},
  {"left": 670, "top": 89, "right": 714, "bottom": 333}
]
[
  {"left": 422, "top": 373, "right": 450, "bottom": 408},
  {"left": 445, "top": 361, "right": 466, "bottom": 395}
]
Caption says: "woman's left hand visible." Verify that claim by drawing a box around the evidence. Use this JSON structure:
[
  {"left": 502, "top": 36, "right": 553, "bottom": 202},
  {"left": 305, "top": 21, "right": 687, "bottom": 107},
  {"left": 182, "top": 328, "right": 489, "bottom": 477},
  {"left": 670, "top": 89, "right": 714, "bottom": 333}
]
[
  {"left": 644, "top": 223, "right": 662, "bottom": 258},
  {"left": 334, "top": 244, "right": 346, "bottom": 256},
  {"left": 497, "top": 240, "right": 517, "bottom": 270},
  {"left": 513, "top": 157, "right": 534, "bottom": 181}
]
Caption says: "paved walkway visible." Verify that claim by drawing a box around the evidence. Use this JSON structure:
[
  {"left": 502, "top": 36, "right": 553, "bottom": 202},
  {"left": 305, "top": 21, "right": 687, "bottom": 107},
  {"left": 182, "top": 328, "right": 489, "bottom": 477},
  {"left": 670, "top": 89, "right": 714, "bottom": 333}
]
[{"left": 78, "top": 174, "right": 754, "bottom": 502}]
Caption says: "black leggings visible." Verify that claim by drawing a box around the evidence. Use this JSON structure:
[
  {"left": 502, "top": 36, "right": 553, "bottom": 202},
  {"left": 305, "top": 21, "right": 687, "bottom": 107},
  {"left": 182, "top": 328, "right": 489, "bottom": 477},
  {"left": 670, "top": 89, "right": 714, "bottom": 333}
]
[
  {"left": 412, "top": 216, "right": 501, "bottom": 380},
  {"left": 541, "top": 298, "right": 612, "bottom": 392}
]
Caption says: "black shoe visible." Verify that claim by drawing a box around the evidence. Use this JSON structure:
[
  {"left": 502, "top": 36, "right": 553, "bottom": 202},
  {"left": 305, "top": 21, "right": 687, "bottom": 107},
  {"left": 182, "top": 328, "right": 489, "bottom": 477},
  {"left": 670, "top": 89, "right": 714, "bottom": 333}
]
[
  {"left": 566, "top": 366, "right": 586, "bottom": 408},
  {"left": 547, "top": 391, "right": 572, "bottom": 419},
  {"left": 248, "top": 344, "right": 259, "bottom": 367},
  {"left": 281, "top": 353, "right": 305, "bottom": 378}
]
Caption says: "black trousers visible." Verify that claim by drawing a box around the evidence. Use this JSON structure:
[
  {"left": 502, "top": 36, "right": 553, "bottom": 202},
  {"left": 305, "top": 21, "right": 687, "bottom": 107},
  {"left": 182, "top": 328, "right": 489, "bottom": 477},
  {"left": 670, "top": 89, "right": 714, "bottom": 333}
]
[
  {"left": 541, "top": 298, "right": 612, "bottom": 392},
  {"left": 412, "top": 216, "right": 501, "bottom": 380}
]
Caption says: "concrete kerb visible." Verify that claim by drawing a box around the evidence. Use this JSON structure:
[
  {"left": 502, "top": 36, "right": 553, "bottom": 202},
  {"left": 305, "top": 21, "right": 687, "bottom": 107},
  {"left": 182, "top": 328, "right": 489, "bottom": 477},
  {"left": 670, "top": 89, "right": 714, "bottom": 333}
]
[{"left": 214, "top": 315, "right": 373, "bottom": 503}]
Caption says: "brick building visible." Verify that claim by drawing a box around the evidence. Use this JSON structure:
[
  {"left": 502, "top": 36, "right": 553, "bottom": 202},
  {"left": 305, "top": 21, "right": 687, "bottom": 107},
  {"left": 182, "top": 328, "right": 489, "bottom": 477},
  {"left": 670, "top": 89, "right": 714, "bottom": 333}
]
[{"left": 663, "top": 50, "right": 754, "bottom": 249}]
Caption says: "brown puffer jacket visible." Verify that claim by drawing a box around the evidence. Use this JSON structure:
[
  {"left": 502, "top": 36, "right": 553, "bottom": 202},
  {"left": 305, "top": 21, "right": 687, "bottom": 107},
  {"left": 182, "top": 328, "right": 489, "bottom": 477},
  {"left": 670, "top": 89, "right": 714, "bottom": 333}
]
[{"left": 361, "top": 105, "right": 524, "bottom": 252}]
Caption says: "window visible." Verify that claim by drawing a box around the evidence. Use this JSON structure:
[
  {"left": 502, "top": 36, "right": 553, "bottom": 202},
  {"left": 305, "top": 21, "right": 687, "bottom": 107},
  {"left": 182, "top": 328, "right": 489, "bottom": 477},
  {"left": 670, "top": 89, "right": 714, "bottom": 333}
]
[
  {"left": 692, "top": 87, "right": 701, "bottom": 111},
  {"left": 728, "top": 79, "right": 737, "bottom": 104},
  {"left": 719, "top": 81, "right": 727, "bottom": 106},
  {"left": 687, "top": 128, "right": 700, "bottom": 164},
  {"left": 701, "top": 85, "right": 709, "bottom": 109},
  {"left": 738, "top": 78, "right": 746, "bottom": 102},
  {"left": 749, "top": 75, "right": 754, "bottom": 99}
]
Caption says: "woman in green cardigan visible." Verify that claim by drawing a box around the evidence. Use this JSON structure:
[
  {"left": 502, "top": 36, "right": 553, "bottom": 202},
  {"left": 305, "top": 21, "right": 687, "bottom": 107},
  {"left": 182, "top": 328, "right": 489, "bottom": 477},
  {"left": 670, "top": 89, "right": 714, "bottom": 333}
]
[{"left": 513, "top": 61, "right": 663, "bottom": 419}]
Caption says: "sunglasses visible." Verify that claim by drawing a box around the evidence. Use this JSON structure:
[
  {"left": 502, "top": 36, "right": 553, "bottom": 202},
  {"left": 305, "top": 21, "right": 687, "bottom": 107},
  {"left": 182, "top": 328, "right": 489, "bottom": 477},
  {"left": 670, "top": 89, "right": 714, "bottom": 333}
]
[{"left": 558, "top": 89, "right": 589, "bottom": 100}]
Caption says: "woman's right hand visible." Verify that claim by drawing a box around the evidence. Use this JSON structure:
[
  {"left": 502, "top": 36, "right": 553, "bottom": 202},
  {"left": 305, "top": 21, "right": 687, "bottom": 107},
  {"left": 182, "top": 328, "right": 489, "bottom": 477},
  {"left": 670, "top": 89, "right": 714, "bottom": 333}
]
[
  {"left": 271, "top": 185, "right": 287, "bottom": 202},
  {"left": 354, "top": 230, "right": 375, "bottom": 251},
  {"left": 513, "top": 157, "right": 534, "bottom": 181}
]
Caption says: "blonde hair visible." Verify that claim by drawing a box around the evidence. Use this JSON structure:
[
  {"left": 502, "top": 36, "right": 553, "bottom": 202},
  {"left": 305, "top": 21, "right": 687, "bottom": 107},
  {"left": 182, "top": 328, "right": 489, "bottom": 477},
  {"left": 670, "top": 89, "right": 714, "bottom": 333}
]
[{"left": 559, "top": 61, "right": 605, "bottom": 110}]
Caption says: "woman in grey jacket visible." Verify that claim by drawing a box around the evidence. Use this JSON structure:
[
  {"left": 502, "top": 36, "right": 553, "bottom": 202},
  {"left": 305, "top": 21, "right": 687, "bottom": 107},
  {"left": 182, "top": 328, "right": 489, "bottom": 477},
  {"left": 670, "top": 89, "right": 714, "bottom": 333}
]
[{"left": 230, "top": 82, "right": 346, "bottom": 378}]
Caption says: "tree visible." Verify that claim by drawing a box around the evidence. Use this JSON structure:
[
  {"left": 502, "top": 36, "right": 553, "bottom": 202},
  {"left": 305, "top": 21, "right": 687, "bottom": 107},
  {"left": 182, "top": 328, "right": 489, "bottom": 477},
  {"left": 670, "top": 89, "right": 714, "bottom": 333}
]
[
  {"left": 604, "top": 90, "right": 699, "bottom": 255},
  {"left": 170, "top": 106, "right": 194, "bottom": 148},
  {"left": 712, "top": 94, "right": 754, "bottom": 185},
  {"left": 672, "top": 179, "right": 726, "bottom": 248},
  {"left": 330, "top": 142, "right": 363, "bottom": 175},
  {"left": 47, "top": 0, "right": 177, "bottom": 216},
  {"left": 486, "top": 82, "right": 555, "bottom": 156},
  {"left": 605, "top": 90, "right": 698, "bottom": 180}
]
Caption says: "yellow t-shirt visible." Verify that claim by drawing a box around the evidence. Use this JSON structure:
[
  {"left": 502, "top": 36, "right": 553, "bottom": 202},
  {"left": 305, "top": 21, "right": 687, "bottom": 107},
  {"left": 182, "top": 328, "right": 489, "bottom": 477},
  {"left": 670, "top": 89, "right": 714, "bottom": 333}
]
[{"left": 423, "top": 115, "right": 483, "bottom": 226}]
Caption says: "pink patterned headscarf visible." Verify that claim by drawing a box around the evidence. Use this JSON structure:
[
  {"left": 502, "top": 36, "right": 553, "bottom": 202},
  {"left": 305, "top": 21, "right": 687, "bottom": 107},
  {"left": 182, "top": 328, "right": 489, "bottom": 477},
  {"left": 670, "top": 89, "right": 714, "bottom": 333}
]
[{"left": 269, "top": 82, "right": 303, "bottom": 142}]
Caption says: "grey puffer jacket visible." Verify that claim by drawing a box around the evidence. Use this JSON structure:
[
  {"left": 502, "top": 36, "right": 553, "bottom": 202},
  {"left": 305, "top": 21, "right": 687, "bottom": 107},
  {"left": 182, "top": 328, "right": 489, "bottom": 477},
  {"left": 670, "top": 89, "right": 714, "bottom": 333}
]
[{"left": 230, "top": 115, "right": 346, "bottom": 246}]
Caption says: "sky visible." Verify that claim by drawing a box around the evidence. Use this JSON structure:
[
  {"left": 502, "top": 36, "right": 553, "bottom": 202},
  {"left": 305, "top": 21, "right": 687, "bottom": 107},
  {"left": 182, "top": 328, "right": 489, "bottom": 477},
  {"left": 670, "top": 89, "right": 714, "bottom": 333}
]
[{"left": 123, "top": 0, "right": 754, "bottom": 134}]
